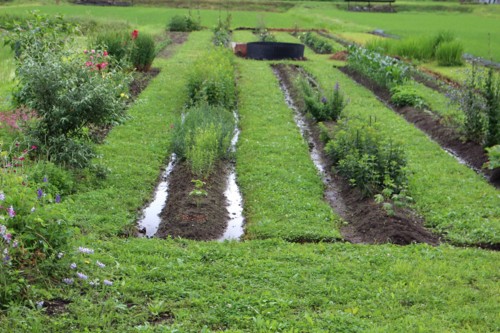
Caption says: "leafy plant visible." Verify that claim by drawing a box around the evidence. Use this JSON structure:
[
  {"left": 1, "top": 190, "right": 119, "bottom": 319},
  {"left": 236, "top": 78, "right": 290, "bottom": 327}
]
[
  {"left": 390, "top": 84, "right": 428, "bottom": 109},
  {"left": 483, "top": 68, "right": 500, "bottom": 147},
  {"left": 485, "top": 145, "right": 500, "bottom": 170},
  {"left": 213, "top": 14, "right": 232, "bottom": 47},
  {"left": 189, "top": 179, "right": 208, "bottom": 208},
  {"left": 91, "top": 30, "right": 131, "bottom": 67},
  {"left": 297, "top": 76, "right": 347, "bottom": 121},
  {"left": 325, "top": 117, "right": 408, "bottom": 197},
  {"left": 347, "top": 46, "right": 410, "bottom": 89}
]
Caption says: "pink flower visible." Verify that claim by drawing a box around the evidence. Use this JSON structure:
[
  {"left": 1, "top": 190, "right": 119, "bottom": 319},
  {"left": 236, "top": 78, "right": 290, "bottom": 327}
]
[
  {"left": 31, "top": 145, "right": 37, "bottom": 150},
  {"left": 85, "top": 61, "right": 93, "bottom": 67},
  {"left": 84, "top": 50, "right": 88, "bottom": 54},
  {"left": 91, "top": 49, "right": 95, "bottom": 54},
  {"left": 103, "top": 51, "right": 108, "bottom": 56},
  {"left": 132, "top": 29, "right": 139, "bottom": 40}
]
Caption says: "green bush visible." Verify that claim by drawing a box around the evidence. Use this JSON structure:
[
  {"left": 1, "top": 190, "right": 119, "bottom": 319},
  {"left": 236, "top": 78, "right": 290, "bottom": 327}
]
[
  {"left": 486, "top": 145, "right": 500, "bottom": 169},
  {"left": 186, "top": 48, "right": 236, "bottom": 109},
  {"left": 28, "top": 161, "right": 76, "bottom": 197},
  {"left": 325, "top": 118, "right": 408, "bottom": 197},
  {"left": 297, "top": 76, "right": 347, "bottom": 121},
  {"left": 435, "top": 40, "right": 464, "bottom": 66},
  {"left": 390, "top": 84, "right": 428, "bottom": 109},
  {"left": 130, "top": 32, "right": 156, "bottom": 71},
  {"left": 14, "top": 48, "right": 131, "bottom": 168},
  {"left": 483, "top": 68, "right": 500, "bottom": 147},
  {"left": 213, "top": 15, "right": 232, "bottom": 47},
  {"left": 167, "top": 14, "right": 201, "bottom": 32},
  {"left": 171, "top": 105, "right": 234, "bottom": 177}
]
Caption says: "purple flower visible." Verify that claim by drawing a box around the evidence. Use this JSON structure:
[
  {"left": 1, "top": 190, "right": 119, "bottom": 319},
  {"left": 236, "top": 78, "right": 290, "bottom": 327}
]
[
  {"left": 96, "top": 261, "right": 105, "bottom": 268},
  {"left": 70, "top": 263, "right": 77, "bottom": 269},
  {"left": 7, "top": 206, "right": 15, "bottom": 218},
  {"left": 3, "top": 248, "right": 10, "bottom": 264},
  {"left": 12, "top": 240, "right": 18, "bottom": 248},
  {"left": 55, "top": 194, "right": 61, "bottom": 203},
  {"left": 334, "top": 82, "right": 340, "bottom": 92},
  {"left": 62, "top": 278, "right": 74, "bottom": 285},
  {"left": 3, "top": 233, "right": 11, "bottom": 243},
  {"left": 36, "top": 301, "right": 44, "bottom": 309},
  {"left": 103, "top": 280, "right": 113, "bottom": 286},
  {"left": 43, "top": 177, "right": 48, "bottom": 183},
  {"left": 0, "top": 192, "right": 5, "bottom": 201},
  {"left": 78, "top": 247, "right": 94, "bottom": 254},
  {"left": 321, "top": 96, "right": 327, "bottom": 104},
  {"left": 0, "top": 225, "right": 6, "bottom": 235},
  {"left": 76, "top": 272, "right": 88, "bottom": 280},
  {"left": 37, "top": 188, "right": 43, "bottom": 199}
]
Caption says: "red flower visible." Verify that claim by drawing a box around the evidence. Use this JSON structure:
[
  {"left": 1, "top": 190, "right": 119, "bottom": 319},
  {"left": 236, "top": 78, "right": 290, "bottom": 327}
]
[
  {"left": 132, "top": 30, "right": 139, "bottom": 40},
  {"left": 103, "top": 51, "right": 108, "bottom": 56},
  {"left": 31, "top": 145, "right": 37, "bottom": 150}
]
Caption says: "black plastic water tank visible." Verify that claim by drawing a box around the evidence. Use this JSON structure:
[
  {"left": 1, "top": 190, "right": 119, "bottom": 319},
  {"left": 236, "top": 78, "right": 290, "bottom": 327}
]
[{"left": 246, "top": 42, "right": 305, "bottom": 60}]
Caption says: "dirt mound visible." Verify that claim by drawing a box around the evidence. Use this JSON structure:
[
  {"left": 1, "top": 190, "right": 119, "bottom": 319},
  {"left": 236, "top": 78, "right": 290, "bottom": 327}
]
[{"left": 330, "top": 50, "right": 348, "bottom": 61}]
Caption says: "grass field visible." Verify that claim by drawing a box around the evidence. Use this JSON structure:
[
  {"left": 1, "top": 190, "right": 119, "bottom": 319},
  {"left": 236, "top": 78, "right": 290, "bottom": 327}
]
[{"left": 1, "top": 1, "right": 499, "bottom": 331}]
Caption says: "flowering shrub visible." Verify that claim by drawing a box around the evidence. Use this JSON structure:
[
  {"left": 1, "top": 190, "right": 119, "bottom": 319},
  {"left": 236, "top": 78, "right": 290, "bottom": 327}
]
[
  {"left": 347, "top": 46, "right": 410, "bottom": 89},
  {"left": 14, "top": 46, "right": 131, "bottom": 168}
]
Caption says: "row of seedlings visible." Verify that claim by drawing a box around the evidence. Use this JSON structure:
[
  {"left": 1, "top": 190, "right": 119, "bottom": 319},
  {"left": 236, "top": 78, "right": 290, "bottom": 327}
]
[{"left": 272, "top": 63, "right": 439, "bottom": 245}]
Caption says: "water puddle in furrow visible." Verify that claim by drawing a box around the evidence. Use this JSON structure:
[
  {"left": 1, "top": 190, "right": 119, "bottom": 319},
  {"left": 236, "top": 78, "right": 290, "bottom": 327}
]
[
  {"left": 273, "top": 68, "right": 349, "bottom": 219},
  {"left": 219, "top": 112, "right": 245, "bottom": 241},
  {"left": 137, "top": 154, "right": 177, "bottom": 238}
]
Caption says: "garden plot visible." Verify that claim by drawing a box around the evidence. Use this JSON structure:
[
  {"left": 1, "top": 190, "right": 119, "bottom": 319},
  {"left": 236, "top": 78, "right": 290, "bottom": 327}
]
[
  {"left": 273, "top": 63, "right": 439, "bottom": 245},
  {"left": 301, "top": 61, "right": 500, "bottom": 247}
]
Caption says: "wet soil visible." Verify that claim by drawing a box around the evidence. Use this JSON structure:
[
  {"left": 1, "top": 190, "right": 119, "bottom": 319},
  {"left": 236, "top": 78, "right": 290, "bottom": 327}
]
[
  {"left": 273, "top": 64, "right": 440, "bottom": 246},
  {"left": 339, "top": 66, "right": 500, "bottom": 187},
  {"left": 155, "top": 161, "right": 229, "bottom": 241},
  {"left": 330, "top": 50, "right": 349, "bottom": 61}
]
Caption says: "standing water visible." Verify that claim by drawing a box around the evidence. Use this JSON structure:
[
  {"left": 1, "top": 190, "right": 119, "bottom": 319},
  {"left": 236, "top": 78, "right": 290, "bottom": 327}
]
[
  {"left": 219, "top": 113, "right": 245, "bottom": 241},
  {"left": 137, "top": 154, "right": 176, "bottom": 237},
  {"left": 273, "top": 67, "right": 349, "bottom": 219}
]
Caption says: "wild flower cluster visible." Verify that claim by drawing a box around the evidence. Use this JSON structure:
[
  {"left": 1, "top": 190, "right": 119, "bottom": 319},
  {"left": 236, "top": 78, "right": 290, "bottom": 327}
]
[
  {"left": 84, "top": 49, "right": 109, "bottom": 71},
  {"left": 61, "top": 246, "right": 114, "bottom": 288},
  {"left": 0, "top": 108, "right": 36, "bottom": 132}
]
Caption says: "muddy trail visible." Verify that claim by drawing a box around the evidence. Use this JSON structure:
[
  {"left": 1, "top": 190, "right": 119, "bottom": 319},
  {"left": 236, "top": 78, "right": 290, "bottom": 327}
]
[
  {"left": 339, "top": 66, "right": 500, "bottom": 188},
  {"left": 273, "top": 64, "right": 440, "bottom": 246}
]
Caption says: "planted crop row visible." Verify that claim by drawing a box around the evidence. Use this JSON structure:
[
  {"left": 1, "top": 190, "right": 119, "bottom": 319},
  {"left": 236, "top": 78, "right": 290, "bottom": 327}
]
[
  {"left": 303, "top": 61, "right": 500, "bottom": 246},
  {"left": 236, "top": 60, "right": 341, "bottom": 241},
  {"left": 297, "top": 31, "right": 337, "bottom": 54}
]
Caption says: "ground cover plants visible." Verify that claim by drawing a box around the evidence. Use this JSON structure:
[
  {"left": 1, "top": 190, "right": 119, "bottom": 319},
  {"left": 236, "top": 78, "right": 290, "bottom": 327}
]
[
  {"left": 297, "top": 31, "right": 335, "bottom": 54},
  {"left": 0, "top": 1, "right": 499, "bottom": 331}
]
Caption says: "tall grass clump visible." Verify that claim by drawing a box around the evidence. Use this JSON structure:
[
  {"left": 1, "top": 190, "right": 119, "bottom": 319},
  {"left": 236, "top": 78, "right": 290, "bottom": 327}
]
[
  {"left": 92, "top": 30, "right": 130, "bottom": 66},
  {"left": 186, "top": 48, "right": 236, "bottom": 109},
  {"left": 171, "top": 105, "right": 235, "bottom": 177},
  {"left": 435, "top": 40, "right": 464, "bottom": 66},
  {"left": 130, "top": 32, "right": 156, "bottom": 71}
]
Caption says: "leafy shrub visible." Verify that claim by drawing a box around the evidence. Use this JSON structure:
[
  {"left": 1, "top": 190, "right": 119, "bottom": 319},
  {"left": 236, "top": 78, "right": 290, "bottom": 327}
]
[
  {"left": 171, "top": 105, "right": 234, "bottom": 177},
  {"left": 14, "top": 47, "right": 131, "bottom": 168},
  {"left": 347, "top": 46, "right": 410, "bottom": 89},
  {"left": 390, "top": 85, "right": 428, "bottom": 109},
  {"left": 130, "top": 32, "right": 156, "bottom": 71},
  {"left": 167, "top": 14, "right": 201, "bottom": 32},
  {"left": 28, "top": 161, "right": 76, "bottom": 196},
  {"left": 297, "top": 76, "right": 347, "bottom": 121},
  {"left": 256, "top": 28, "right": 276, "bottom": 42},
  {"left": 299, "top": 32, "right": 334, "bottom": 54},
  {"left": 483, "top": 68, "right": 500, "bottom": 147},
  {"left": 186, "top": 48, "right": 236, "bottom": 109},
  {"left": 2, "top": 12, "right": 77, "bottom": 59},
  {"left": 486, "top": 145, "right": 500, "bottom": 169},
  {"left": 325, "top": 118, "right": 408, "bottom": 197},
  {"left": 435, "top": 40, "right": 464, "bottom": 66}
]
